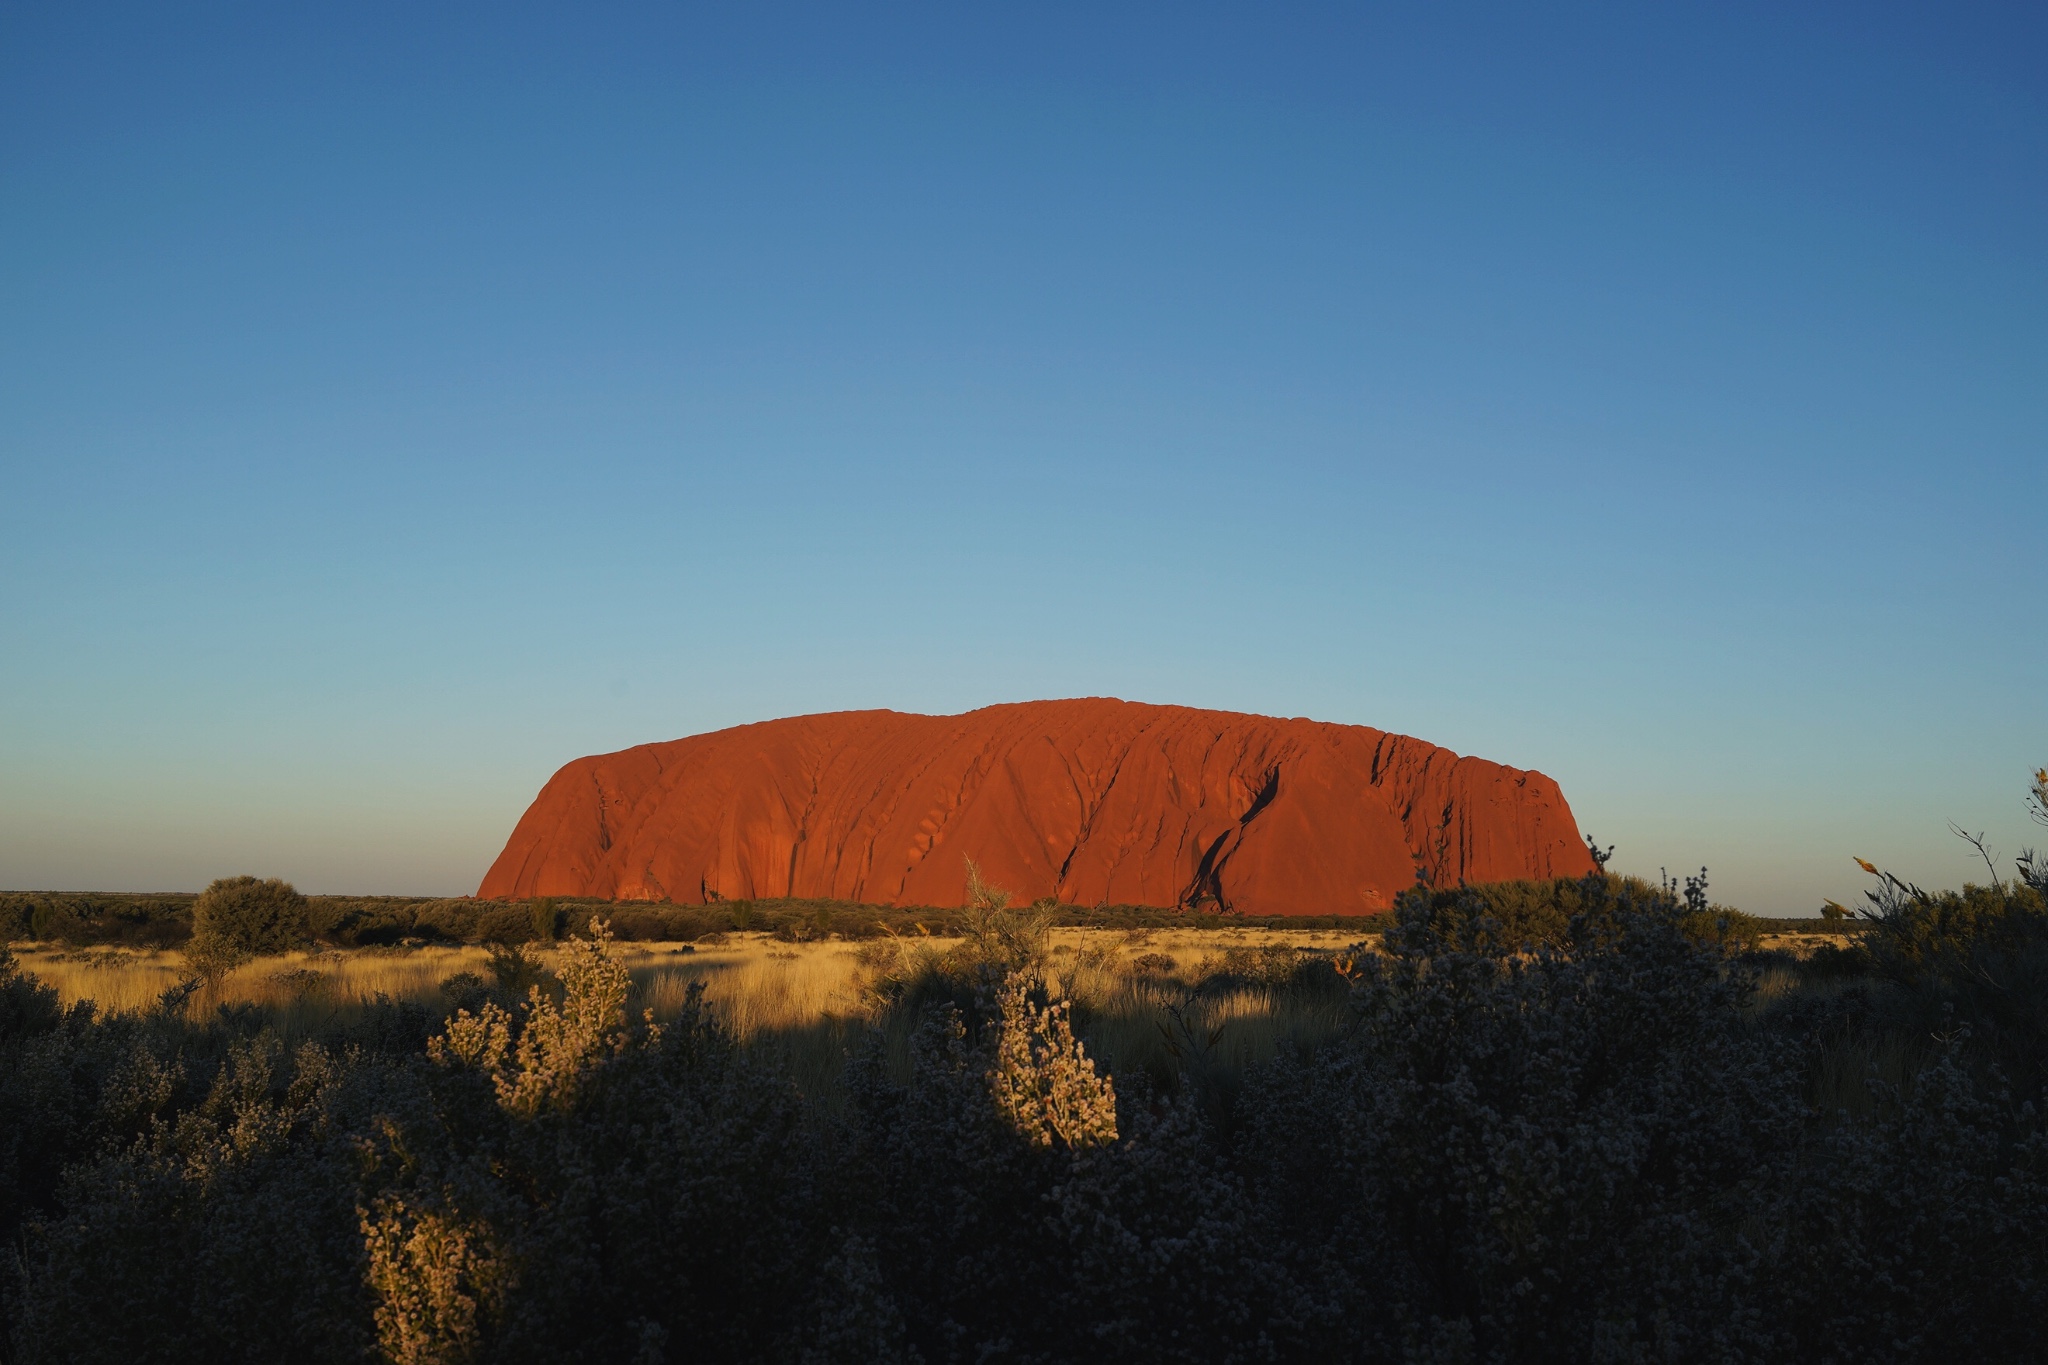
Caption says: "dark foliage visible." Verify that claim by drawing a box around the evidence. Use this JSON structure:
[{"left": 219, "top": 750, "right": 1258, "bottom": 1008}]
[
  {"left": 0, "top": 894, "right": 194, "bottom": 948},
  {"left": 1397, "top": 870, "right": 1765, "bottom": 954},
  {"left": 1832, "top": 865, "right": 2048, "bottom": 1098},
  {"left": 3, "top": 890, "right": 1385, "bottom": 952},
  {"left": 8, "top": 775, "right": 2048, "bottom": 1363},
  {"left": 189, "top": 877, "right": 311, "bottom": 972}
]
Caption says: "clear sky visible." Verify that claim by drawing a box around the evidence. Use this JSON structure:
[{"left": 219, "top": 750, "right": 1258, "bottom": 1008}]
[{"left": 3, "top": 2, "right": 2042, "bottom": 913}]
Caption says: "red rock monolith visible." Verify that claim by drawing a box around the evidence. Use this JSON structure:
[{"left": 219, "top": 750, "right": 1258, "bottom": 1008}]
[{"left": 476, "top": 698, "right": 1596, "bottom": 914}]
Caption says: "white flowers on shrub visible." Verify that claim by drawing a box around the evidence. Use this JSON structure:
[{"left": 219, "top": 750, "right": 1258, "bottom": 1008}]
[{"left": 988, "top": 974, "right": 1117, "bottom": 1150}]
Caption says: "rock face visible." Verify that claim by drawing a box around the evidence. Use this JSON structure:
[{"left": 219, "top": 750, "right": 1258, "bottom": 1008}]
[{"left": 477, "top": 699, "right": 1597, "bottom": 915}]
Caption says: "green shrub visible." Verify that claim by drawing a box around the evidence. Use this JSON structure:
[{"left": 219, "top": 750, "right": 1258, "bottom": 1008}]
[
  {"left": 529, "top": 897, "right": 558, "bottom": 944},
  {"left": 1394, "top": 871, "right": 1759, "bottom": 953},
  {"left": 1240, "top": 872, "right": 1799, "bottom": 1358},
  {"left": 1679, "top": 901, "right": 1765, "bottom": 952},
  {"left": 1802, "top": 938, "right": 1871, "bottom": 978},
  {"left": 0, "top": 893, "right": 193, "bottom": 947},
  {"left": 187, "top": 876, "right": 310, "bottom": 974},
  {"left": 29, "top": 902, "right": 63, "bottom": 942},
  {"left": 1843, "top": 857, "right": 2048, "bottom": 1091}
]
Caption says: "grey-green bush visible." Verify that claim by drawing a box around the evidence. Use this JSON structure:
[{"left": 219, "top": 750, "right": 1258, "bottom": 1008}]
[{"left": 187, "top": 876, "right": 310, "bottom": 973}]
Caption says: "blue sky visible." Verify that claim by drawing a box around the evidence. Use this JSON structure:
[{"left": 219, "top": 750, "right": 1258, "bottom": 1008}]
[{"left": 2, "top": 2, "right": 2042, "bottom": 912}]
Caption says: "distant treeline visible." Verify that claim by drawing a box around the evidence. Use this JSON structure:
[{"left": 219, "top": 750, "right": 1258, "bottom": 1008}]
[
  {"left": 2, "top": 880, "right": 1813, "bottom": 950},
  {"left": 0, "top": 890, "right": 1391, "bottom": 947}
]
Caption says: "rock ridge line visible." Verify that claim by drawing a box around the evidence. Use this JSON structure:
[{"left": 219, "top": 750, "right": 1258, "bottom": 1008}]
[{"left": 476, "top": 697, "right": 1597, "bottom": 915}]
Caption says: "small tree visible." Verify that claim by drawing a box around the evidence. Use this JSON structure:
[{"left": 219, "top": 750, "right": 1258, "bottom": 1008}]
[
  {"left": 529, "top": 897, "right": 558, "bottom": 944},
  {"left": 188, "top": 875, "right": 310, "bottom": 976}
]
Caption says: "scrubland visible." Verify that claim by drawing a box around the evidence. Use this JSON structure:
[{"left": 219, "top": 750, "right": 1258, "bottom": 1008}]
[
  {"left": 4, "top": 847, "right": 2047, "bottom": 1364},
  {"left": 9, "top": 924, "right": 1367, "bottom": 1114}
]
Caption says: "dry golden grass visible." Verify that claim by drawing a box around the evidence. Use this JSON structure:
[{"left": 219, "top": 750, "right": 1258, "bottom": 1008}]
[
  {"left": 12, "top": 942, "right": 511, "bottom": 1013},
  {"left": 9, "top": 944, "right": 197, "bottom": 1015},
  {"left": 1755, "top": 930, "right": 1858, "bottom": 959},
  {"left": 1041, "top": 927, "right": 1363, "bottom": 1087},
  {"left": 11, "top": 925, "right": 1373, "bottom": 1107},
  {"left": 625, "top": 935, "right": 870, "bottom": 1034}
]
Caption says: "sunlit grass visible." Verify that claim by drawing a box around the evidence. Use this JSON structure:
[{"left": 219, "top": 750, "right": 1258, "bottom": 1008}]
[
  {"left": 17, "top": 925, "right": 1858, "bottom": 1109},
  {"left": 12, "top": 925, "right": 1376, "bottom": 1111},
  {"left": 12, "top": 942, "right": 506, "bottom": 1015}
]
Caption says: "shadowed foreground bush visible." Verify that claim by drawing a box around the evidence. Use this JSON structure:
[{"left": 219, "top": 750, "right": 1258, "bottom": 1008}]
[{"left": 5, "top": 863, "right": 2047, "bottom": 1363}]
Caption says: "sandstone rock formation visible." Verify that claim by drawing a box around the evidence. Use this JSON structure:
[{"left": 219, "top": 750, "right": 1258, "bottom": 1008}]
[{"left": 477, "top": 699, "right": 1597, "bottom": 915}]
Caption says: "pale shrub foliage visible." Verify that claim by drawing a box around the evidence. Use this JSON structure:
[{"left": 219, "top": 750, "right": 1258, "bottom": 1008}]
[
  {"left": 497, "top": 927, "right": 642, "bottom": 1115},
  {"left": 427, "top": 999, "right": 511, "bottom": 1073},
  {"left": 988, "top": 973, "right": 1117, "bottom": 1149},
  {"left": 428, "top": 924, "right": 650, "bottom": 1117},
  {"left": 360, "top": 1197, "right": 513, "bottom": 1365}
]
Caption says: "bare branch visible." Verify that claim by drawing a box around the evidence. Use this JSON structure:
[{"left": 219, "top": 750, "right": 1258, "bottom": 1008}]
[{"left": 1949, "top": 821, "right": 2001, "bottom": 885}]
